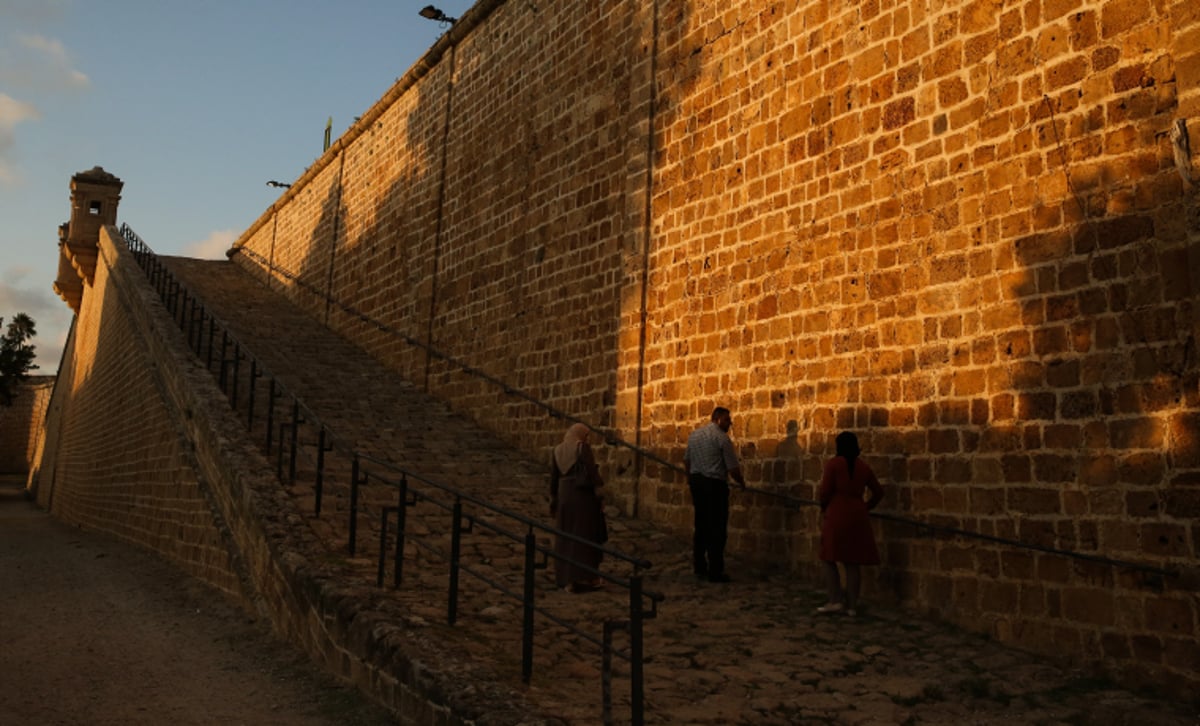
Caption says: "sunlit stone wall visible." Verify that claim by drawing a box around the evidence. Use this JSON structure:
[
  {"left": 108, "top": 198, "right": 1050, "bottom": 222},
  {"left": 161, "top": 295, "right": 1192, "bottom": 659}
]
[{"left": 229, "top": 0, "right": 1200, "bottom": 693}]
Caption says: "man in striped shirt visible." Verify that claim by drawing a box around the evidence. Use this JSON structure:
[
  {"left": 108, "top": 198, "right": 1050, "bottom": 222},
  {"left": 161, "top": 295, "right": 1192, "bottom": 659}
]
[{"left": 683, "top": 407, "right": 746, "bottom": 583}]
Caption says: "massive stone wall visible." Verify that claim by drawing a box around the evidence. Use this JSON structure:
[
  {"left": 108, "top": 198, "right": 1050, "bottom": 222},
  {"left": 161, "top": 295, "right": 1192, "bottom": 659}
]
[
  {"left": 32, "top": 230, "right": 247, "bottom": 601},
  {"left": 0, "top": 376, "right": 53, "bottom": 474},
  {"left": 229, "top": 0, "right": 1200, "bottom": 692}
]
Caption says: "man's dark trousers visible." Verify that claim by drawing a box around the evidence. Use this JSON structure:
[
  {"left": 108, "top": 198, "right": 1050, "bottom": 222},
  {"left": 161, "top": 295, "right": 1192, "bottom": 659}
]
[{"left": 688, "top": 473, "right": 729, "bottom": 577}]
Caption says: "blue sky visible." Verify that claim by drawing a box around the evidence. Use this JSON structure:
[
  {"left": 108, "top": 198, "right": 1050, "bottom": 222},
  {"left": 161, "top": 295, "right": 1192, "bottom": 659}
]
[{"left": 0, "top": 0, "right": 476, "bottom": 371}]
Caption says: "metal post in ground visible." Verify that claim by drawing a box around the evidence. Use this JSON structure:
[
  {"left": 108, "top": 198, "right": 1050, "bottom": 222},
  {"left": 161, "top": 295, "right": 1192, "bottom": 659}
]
[
  {"left": 394, "top": 476, "right": 407, "bottom": 587},
  {"left": 349, "top": 455, "right": 360, "bottom": 556},
  {"left": 522, "top": 529, "right": 536, "bottom": 684},
  {"left": 630, "top": 575, "right": 645, "bottom": 726},
  {"left": 448, "top": 498, "right": 462, "bottom": 625}
]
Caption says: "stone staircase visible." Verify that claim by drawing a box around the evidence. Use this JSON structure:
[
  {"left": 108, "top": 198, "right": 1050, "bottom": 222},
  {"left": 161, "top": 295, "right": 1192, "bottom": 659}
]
[{"left": 151, "top": 255, "right": 1194, "bottom": 725}]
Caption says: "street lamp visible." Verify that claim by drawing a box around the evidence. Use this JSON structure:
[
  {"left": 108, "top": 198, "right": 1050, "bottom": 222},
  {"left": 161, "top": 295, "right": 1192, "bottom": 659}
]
[{"left": 419, "top": 5, "right": 456, "bottom": 24}]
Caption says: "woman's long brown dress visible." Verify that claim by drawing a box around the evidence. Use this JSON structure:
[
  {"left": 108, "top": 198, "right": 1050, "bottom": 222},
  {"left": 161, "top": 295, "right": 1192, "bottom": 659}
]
[{"left": 550, "top": 442, "right": 606, "bottom": 588}]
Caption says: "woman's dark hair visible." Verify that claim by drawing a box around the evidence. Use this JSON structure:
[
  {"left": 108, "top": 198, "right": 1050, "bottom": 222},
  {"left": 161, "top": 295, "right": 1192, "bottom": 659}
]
[{"left": 836, "top": 431, "right": 861, "bottom": 476}]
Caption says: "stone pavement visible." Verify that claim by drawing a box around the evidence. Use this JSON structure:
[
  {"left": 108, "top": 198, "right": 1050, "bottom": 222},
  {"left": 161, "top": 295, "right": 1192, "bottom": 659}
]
[
  {"left": 0, "top": 475, "right": 395, "bottom": 726},
  {"left": 160, "top": 256, "right": 1196, "bottom": 725}
]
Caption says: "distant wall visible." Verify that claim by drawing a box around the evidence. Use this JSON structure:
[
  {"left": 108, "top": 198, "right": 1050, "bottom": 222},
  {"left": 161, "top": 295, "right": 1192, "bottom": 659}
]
[
  {"left": 0, "top": 375, "right": 53, "bottom": 474},
  {"left": 230, "top": 0, "right": 1200, "bottom": 694}
]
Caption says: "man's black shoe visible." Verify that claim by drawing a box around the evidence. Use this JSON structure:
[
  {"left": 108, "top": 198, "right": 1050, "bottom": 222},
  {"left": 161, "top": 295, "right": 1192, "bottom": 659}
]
[{"left": 708, "top": 573, "right": 731, "bottom": 583}]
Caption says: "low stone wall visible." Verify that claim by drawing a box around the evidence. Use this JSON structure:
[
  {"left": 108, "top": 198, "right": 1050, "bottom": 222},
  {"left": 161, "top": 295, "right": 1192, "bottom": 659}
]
[
  {"left": 0, "top": 375, "right": 53, "bottom": 474},
  {"left": 29, "top": 226, "right": 539, "bottom": 723}
]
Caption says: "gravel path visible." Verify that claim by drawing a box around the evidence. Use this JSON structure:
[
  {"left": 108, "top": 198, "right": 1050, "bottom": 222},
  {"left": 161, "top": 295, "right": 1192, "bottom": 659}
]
[{"left": 0, "top": 476, "right": 396, "bottom": 726}]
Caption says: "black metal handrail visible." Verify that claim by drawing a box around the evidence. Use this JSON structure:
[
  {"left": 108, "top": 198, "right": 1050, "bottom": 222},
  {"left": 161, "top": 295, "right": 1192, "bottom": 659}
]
[
  {"left": 121, "top": 224, "right": 658, "bottom": 724},
  {"left": 228, "top": 243, "right": 1182, "bottom": 582}
]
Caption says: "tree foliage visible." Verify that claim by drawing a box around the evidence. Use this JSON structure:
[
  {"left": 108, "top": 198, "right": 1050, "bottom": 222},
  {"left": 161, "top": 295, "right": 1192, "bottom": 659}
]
[{"left": 0, "top": 313, "right": 38, "bottom": 406}]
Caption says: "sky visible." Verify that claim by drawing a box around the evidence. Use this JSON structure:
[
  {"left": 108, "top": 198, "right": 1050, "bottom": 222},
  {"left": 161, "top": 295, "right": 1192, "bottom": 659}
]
[{"left": 0, "top": 0, "right": 476, "bottom": 372}]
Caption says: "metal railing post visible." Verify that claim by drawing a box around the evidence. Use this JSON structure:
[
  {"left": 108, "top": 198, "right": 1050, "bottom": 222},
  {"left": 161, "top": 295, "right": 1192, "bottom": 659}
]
[
  {"left": 394, "top": 477, "right": 406, "bottom": 587},
  {"left": 206, "top": 317, "right": 216, "bottom": 369},
  {"left": 522, "top": 529, "right": 536, "bottom": 684},
  {"left": 630, "top": 575, "right": 645, "bottom": 726},
  {"left": 349, "top": 455, "right": 360, "bottom": 556},
  {"left": 377, "top": 507, "right": 390, "bottom": 588},
  {"left": 218, "top": 331, "right": 229, "bottom": 389},
  {"left": 246, "top": 359, "right": 257, "bottom": 426},
  {"left": 448, "top": 498, "right": 462, "bottom": 625},
  {"left": 230, "top": 343, "right": 241, "bottom": 411},
  {"left": 265, "top": 379, "right": 276, "bottom": 451},
  {"left": 314, "top": 427, "right": 326, "bottom": 516},
  {"left": 288, "top": 400, "right": 299, "bottom": 484}
]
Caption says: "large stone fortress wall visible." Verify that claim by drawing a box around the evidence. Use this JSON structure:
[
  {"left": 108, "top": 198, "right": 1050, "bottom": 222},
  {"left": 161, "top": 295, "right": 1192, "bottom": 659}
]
[{"left": 230, "top": 0, "right": 1200, "bottom": 691}]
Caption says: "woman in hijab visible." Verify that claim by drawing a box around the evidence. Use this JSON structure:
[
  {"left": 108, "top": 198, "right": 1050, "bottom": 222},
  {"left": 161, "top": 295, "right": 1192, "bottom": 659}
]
[
  {"left": 816, "top": 431, "right": 884, "bottom": 617},
  {"left": 549, "top": 422, "right": 607, "bottom": 592}
]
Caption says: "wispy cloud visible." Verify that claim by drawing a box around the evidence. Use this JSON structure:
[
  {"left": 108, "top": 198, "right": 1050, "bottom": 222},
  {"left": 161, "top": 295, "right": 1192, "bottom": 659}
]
[
  {"left": 184, "top": 229, "right": 237, "bottom": 259},
  {"left": 0, "top": 93, "right": 40, "bottom": 185},
  {"left": 0, "top": 33, "right": 90, "bottom": 91}
]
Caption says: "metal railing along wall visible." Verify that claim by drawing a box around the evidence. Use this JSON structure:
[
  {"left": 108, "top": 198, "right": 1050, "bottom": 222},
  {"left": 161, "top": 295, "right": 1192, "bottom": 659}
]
[
  {"left": 121, "top": 224, "right": 661, "bottom": 725},
  {"left": 228, "top": 243, "right": 1181, "bottom": 583}
]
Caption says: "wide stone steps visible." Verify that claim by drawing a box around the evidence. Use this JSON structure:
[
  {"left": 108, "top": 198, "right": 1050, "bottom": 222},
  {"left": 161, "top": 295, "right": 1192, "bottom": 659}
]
[{"left": 151, "top": 255, "right": 1192, "bottom": 725}]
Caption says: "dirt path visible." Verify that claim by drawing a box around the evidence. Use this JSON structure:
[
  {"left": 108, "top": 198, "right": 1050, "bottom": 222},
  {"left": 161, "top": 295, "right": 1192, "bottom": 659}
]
[{"left": 0, "top": 477, "right": 396, "bottom": 726}]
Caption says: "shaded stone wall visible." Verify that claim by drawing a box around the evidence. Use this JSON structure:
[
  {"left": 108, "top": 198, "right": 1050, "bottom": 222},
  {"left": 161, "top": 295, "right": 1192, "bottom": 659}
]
[
  {"left": 32, "top": 229, "right": 247, "bottom": 601},
  {"left": 0, "top": 375, "right": 54, "bottom": 474},
  {"left": 229, "top": 0, "right": 1200, "bottom": 692},
  {"left": 35, "top": 228, "right": 501, "bottom": 722}
]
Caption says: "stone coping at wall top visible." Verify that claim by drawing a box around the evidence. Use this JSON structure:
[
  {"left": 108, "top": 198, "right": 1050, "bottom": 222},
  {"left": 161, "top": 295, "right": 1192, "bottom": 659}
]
[{"left": 227, "top": 0, "right": 506, "bottom": 259}]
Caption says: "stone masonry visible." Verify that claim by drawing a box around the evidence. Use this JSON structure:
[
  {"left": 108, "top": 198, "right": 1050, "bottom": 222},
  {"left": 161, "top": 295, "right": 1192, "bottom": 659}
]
[
  {"left": 147, "top": 251, "right": 1200, "bottom": 723},
  {"left": 0, "top": 376, "right": 53, "bottom": 474},
  {"left": 26, "top": 207, "right": 1198, "bottom": 719},
  {"left": 226, "top": 0, "right": 1200, "bottom": 694}
]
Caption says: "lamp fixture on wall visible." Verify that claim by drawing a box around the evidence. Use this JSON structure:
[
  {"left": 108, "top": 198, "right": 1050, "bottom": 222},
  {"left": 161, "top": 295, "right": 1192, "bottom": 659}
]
[{"left": 419, "top": 5, "right": 456, "bottom": 24}]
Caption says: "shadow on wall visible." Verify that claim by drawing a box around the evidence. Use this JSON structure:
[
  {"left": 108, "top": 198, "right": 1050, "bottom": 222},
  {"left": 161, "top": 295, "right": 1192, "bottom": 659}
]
[
  {"left": 263, "top": 1, "right": 669, "bottom": 473},
  {"left": 223, "top": 0, "right": 1199, "bottom": 637},
  {"left": 632, "top": 4, "right": 1200, "bottom": 695}
]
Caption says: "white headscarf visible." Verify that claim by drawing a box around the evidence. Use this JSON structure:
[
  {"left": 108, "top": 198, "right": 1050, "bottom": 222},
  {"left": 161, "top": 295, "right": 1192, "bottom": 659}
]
[{"left": 553, "top": 423, "right": 590, "bottom": 474}]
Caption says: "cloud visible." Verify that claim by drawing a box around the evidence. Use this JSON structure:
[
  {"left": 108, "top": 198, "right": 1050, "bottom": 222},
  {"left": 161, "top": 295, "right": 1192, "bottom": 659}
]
[
  {"left": 0, "top": 93, "right": 40, "bottom": 185},
  {"left": 0, "top": 33, "right": 89, "bottom": 91},
  {"left": 183, "top": 229, "right": 237, "bottom": 259}
]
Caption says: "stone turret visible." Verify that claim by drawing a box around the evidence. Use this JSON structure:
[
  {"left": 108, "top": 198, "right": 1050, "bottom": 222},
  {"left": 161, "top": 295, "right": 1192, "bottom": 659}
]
[{"left": 53, "top": 166, "right": 123, "bottom": 313}]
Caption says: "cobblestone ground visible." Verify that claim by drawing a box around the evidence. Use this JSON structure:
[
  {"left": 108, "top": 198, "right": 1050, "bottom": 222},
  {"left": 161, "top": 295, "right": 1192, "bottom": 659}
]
[
  {"left": 161, "top": 257, "right": 1197, "bottom": 725},
  {"left": 0, "top": 476, "right": 396, "bottom": 726}
]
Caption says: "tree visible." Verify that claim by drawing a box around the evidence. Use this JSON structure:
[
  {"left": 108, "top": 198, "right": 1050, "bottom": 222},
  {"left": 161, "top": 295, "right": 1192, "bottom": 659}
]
[{"left": 0, "top": 313, "right": 38, "bottom": 406}]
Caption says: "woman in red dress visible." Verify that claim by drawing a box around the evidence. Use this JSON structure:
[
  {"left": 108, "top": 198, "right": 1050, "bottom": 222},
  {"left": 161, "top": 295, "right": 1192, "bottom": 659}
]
[{"left": 816, "top": 431, "right": 884, "bottom": 617}]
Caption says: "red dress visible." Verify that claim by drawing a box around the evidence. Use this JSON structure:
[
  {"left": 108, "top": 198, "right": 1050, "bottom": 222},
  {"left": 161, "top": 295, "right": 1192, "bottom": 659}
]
[{"left": 819, "top": 456, "right": 884, "bottom": 564}]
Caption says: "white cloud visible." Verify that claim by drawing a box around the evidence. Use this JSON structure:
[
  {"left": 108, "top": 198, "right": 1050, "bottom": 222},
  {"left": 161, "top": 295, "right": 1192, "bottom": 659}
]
[
  {"left": 183, "top": 229, "right": 237, "bottom": 260},
  {"left": 0, "top": 33, "right": 89, "bottom": 91},
  {"left": 0, "top": 93, "right": 40, "bottom": 140},
  {"left": 0, "top": 93, "right": 40, "bottom": 185}
]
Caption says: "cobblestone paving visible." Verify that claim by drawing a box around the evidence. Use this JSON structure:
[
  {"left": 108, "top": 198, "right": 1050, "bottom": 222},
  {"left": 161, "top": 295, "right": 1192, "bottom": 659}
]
[{"left": 161, "top": 257, "right": 1197, "bottom": 725}]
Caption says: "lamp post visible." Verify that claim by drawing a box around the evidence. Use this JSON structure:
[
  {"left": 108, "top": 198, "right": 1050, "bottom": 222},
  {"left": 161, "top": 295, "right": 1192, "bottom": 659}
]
[{"left": 418, "top": 5, "right": 456, "bottom": 24}]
